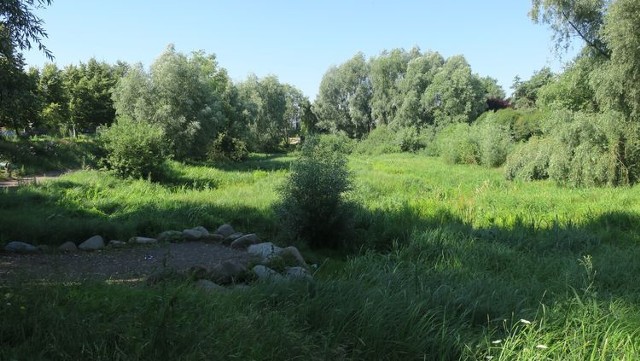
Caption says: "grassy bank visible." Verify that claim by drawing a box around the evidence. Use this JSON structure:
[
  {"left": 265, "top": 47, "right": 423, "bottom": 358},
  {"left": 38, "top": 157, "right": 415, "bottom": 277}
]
[{"left": 2, "top": 153, "right": 640, "bottom": 359}]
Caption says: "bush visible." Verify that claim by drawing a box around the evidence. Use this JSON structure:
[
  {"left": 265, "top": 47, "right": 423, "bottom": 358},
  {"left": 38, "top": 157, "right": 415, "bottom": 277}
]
[
  {"left": 547, "top": 111, "right": 640, "bottom": 187},
  {"left": 315, "top": 132, "right": 356, "bottom": 154},
  {"left": 474, "top": 121, "right": 513, "bottom": 168},
  {"left": 504, "top": 136, "right": 553, "bottom": 181},
  {"left": 277, "top": 136, "right": 352, "bottom": 248},
  {"left": 207, "top": 132, "right": 248, "bottom": 162},
  {"left": 354, "top": 125, "right": 401, "bottom": 155},
  {"left": 100, "top": 117, "right": 168, "bottom": 179},
  {"left": 432, "top": 123, "right": 479, "bottom": 165}
]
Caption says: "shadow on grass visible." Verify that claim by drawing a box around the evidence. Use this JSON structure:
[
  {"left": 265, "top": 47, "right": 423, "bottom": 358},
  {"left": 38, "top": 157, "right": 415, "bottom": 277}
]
[{"left": 188, "top": 153, "right": 294, "bottom": 173}]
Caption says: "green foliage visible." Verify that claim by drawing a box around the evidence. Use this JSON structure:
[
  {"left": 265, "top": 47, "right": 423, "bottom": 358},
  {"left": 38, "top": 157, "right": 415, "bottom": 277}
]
[
  {"left": 474, "top": 120, "right": 514, "bottom": 168},
  {"left": 100, "top": 117, "right": 168, "bottom": 179},
  {"left": 207, "top": 132, "right": 248, "bottom": 162},
  {"left": 505, "top": 136, "right": 553, "bottom": 181},
  {"left": 432, "top": 123, "right": 479, "bottom": 165},
  {"left": 353, "top": 125, "right": 428, "bottom": 155},
  {"left": 0, "top": 0, "right": 53, "bottom": 60},
  {"left": 278, "top": 136, "right": 352, "bottom": 248},
  {"left": 511, "top": 67, "right": 555, "bottom": 109},
  {"left": 547, "top": 110, "right": 640, "bottom": 187}
]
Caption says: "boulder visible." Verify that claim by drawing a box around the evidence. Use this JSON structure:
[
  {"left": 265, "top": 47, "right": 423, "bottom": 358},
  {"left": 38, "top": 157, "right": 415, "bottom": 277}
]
[
  {"left": 230, "top": 233, "right": 260, "bottom": 249},
  {"left": 284, "top": 266, "right": 313, "bottom": 281},
  {"left": 183, "top": 226, "right": 209, "bottom": 241},
  {"left": 195, "top": 279, "right": 226, "bottom": 292},
  {"left": 58, "top": 241, "right": 78, "bottom": 252},
  {"left": 214, "top": 224, "right": 235, "bottom": 238},
  {"left": 4, "top": 241, "right": 39, "bottom": 254},
  {"left": 209, "top": 260, "right": 247, "bottom": 284},
  {"left": 252, "top": 265, "right": 283, "bottom": 282},
  {"left": 130, "top": 236, "right": 158, "bottom": 245},
  {"left": 225, "top": 232, "right": 244, "bottom": 242},
  {"left": 78, "top": 235, "right": 105, "bottom": 251},
  {"left": 248, "top": 242, "right": 282, "bottom": 262},
  {"left": 157, "top": 230, "right": 184, "bottom": 243},
  {"left": 277, "top": 246, "right": 307, "bottom": 267},
  {"left": 108, "top": 240, "right": 127, "bottom": 248}
]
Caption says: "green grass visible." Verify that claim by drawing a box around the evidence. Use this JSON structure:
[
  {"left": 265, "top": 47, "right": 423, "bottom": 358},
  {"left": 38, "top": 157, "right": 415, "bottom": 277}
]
[{"left": 2, "top": 152, "right": 640, "bottom": 359}]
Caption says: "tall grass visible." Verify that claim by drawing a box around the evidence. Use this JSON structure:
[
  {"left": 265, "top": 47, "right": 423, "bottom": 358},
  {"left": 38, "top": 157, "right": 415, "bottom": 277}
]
[{"left": 2, "top": 153, "right": 640, "bottom": 359}]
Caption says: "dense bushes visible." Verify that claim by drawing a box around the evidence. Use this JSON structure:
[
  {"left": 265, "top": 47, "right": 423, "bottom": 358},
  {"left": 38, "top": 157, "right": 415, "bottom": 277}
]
[
  {"left": 353, "top": 125, "right": 428, "bottom": 155},
  {"left": 505, "top": 110, "right": 640, "bottom": 187},
  {"left": 207, "top": 132, "right": 248, "bottom": 162},
  {"left": 100, "top": 117, "right": 168, "bottom": 179},
  {"left": 277, "top": 136, "right": 352, "bottom": 248}
]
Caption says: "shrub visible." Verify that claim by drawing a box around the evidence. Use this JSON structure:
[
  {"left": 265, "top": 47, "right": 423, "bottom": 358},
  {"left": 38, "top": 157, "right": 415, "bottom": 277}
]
[
  {"left": 354, "top": 125, "right": 401, "bottom": 155},
  {"left": 547, "top": 111, "right": 640, "bottom": 187},
  {"left": 100, "top": 117, "right": 168, "bottom": 179},
  {"left": 207, "top": 132, "right": 248, "bottom": 162},
  {"left": 504, "top": 136, "right": 553, "bottom": 181},
  {"left": 432, "top": 123, "right": 479, "bottom": 165},
  {"left": 475, "top": 121, "right": 513, "bottom": 167},
  {"left": 315, "top": 132, "right": 356, "bottom": 154},
  {"left": 277, "top": 136, "right": 352, "bottom": 248}
]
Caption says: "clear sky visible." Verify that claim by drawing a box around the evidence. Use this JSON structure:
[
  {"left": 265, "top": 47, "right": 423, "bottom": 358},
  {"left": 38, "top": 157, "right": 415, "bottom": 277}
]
[{"left": 23, "top": 0, "right": 580, "bottom": 100}]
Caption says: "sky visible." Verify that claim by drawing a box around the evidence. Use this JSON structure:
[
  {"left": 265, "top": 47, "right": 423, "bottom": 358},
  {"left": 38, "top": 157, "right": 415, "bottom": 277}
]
[{"left": 23, "top": 0, "right": 581, "bottom": 100}]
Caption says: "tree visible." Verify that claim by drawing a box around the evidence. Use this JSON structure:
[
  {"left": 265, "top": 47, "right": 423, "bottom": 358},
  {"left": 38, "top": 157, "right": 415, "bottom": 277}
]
[
  {"left": 422, "top": 55, "right": 486, "bottom": 126},
  {"left": 511, "top": 67, "right": 555, "bottom": 109},
  {"left": 369, "top": 48, "right": 413, "bottom": 126},
  {"left": 0, "top": 51, "right": 39, "bottom": 133},
  {"left": 0, "top": 0, "right": 53, "bottom": 60},
  {"left": 529, "top": 0, "right": 611, "bottom": 58},
  {"left": 112, "top": 45, "right": 233, "bottom": 160},
  {"left": 313, "top": 53, "right": 373, "bottom": 138}
]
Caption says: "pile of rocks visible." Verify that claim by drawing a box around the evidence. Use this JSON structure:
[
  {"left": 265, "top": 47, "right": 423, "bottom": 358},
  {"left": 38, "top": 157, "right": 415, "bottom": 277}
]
[{"left": 2, "top": 224, "right": 314, "bottom": 290}]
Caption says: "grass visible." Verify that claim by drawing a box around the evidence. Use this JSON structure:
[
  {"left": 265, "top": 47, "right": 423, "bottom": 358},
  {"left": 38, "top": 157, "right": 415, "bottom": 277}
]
[{"left": 2, "top": 152, "right": 640, "bottom": 359}]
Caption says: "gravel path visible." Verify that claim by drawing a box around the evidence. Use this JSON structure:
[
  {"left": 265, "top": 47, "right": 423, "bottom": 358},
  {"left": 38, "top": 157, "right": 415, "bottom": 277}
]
[{"left": 0, "top": 242, "right": 255, "bottom": 284}]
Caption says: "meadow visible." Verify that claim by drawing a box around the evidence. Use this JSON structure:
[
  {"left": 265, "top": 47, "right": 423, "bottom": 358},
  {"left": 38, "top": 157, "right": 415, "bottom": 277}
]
[{"left": 2, "top": 153, "right": 640, "bottom": 360}]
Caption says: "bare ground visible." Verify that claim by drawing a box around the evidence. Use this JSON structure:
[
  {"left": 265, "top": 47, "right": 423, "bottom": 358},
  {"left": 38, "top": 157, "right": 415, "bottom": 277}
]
[{"left": 0, "top": 242, "right": 255, "bottom": 284}]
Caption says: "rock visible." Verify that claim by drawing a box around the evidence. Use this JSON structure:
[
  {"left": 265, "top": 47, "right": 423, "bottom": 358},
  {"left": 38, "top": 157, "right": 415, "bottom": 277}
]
[
  {"left": 214, "top": 224, "right": 235, "bottom": 238},
  {"left": 108, "top": 240, "right": 127, "bottom": 248},
  {"left": 58, "top": 241, "right": 77, "bottom": 252},
  {"left": 284, "top": 266, "right": 313, "bottom": 281},
  {"left": 252, "top": 265, "right": 283, "bottom": 281},
  {"left": 130, "top": 236, "right": 158, "bottom": 245},
  {"left": 4, "top": 241, "right": 39, "bottom": 254},
  {"left": 225, "top": 232, "right": 244, "bottom": 241},
  {"left": 209, "top": 260, "right": 247, "bottom": 284},
  {"left": 277, "top": 246, "right": 308, "bottom": 267},
  {"left": 230, "top": 233, "right": 260, "bottom": 249},
  {"left": 195, "top": 279, "right": 226, "bottom": 292},
  {"left": 78, "top": 235, "right": 104, "bottom": 251},
  {"left": 157, "top": 230, "right": 184, "bottom": 243},
  {"left": 183, "top": 226, "right": 209, "bottom": 241},
  {"left": 248, "top": 242, "right": 282, "bottom": 262}
]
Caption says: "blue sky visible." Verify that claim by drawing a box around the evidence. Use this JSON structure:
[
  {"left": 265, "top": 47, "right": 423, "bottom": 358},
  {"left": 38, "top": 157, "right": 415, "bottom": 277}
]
[{"left": 24, "top": 0, "right": 580, "bottom": 99}]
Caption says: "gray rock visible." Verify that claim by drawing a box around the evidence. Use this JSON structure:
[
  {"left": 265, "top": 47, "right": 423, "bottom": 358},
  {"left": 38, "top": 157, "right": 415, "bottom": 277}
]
[
  {"left": 285, "top": 266, "right": 313, "bottom": 281},
  {"left": 252, "top": 265, "right": 283, "bottom": 281},
  {"left": 108, "top": 240, "right": 127, "bottom": 248},
  {"left": 78, "top": 235, "right": 105, "bottom": 251},
  {"left": 157, "top": 230, "right": 184, "bottom": 243},
  {"left": 277, "top": 246, "right": 308, "bottom": 267},
  {"left": 209, "top": 260, "right": 247, "bottom": 284},
  {"left": 248, "top": 242, "right": 282, "bottom": 262},
  {"left": 195, "top": 279, "right": 226, "bottom": 292},
  {"left": 4, "top": 241, "right": 39, "bottom": 254},
  {"left": 130, "top": 236, "right": 158, "bottom": 244},
  {"left": 58, "top": 241, "right": 78, "bottom": 252},
  {"left": 225, "top": 232, "right": 244, "bottom": 241},
  {"left": 183, "top": 227, "right": 208, "bottom": 241},
  {"left": 214, "top": 224, "right": 235, "bottom": 238},
  {"left": 230, "top": 233, "right": 260, "bottom": 249}
]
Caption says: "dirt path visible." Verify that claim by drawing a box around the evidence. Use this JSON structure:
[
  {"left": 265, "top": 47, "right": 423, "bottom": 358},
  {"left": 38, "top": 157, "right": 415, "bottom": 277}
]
[
  {"left": 0, "top": 242, "right": 255, "bottom": 284},
  {"left": 0, "top": 170, "right": 69, "bottom": 188}
]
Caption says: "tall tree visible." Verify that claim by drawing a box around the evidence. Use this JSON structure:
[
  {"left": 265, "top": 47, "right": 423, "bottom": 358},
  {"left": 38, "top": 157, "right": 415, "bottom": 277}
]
[
  {"left": 369, "top": 48, "right": 413, "bottom": 126},
  {"left": 0, "top": 0, "right": 53, "bottom": 60},
  {"left": 529, "top": 0, "right": 611, "bottom": 58}
]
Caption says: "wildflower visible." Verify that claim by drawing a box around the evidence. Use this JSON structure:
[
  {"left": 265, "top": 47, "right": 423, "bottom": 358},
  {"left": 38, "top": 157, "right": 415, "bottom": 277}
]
[
  {"left": 491, "top": 340, "right": 502, "bottom": 344},
  {"left": 536, "top": 344, "right": 548, "bottom": 349},
  {"left": 519, "top": 319, "right": 531, "bottom": 325}
]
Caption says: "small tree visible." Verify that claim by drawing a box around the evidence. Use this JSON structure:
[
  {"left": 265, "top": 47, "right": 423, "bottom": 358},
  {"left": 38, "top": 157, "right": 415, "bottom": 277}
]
[
  {"left": 100, "top": 117, "right": 168, "bottom": 179},
  {"left": 278, "top": 136, "right": 352, "bottom": 248}
]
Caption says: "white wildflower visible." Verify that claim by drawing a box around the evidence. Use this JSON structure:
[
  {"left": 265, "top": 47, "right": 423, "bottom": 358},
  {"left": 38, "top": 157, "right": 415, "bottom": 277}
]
[
  {"left": 519, "top": 319, "right": 531, "bottom": 324},
  {"left": 536, "top": 344, "right": 548, "bottom": 349},
  {"left": 491, "top": 339, "right": 502, "bottom": 344}
]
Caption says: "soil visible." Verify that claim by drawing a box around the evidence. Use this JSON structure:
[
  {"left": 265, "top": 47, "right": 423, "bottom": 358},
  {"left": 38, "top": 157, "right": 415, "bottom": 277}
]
[{"left": 0, "top": 242, "right": 255, "bottom": 284}]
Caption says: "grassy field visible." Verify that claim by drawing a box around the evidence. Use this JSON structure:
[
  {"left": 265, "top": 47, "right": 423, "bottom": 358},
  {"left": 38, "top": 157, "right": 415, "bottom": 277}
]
[{"left": 2, "top": 153, "right": 640, "bottom": 360}]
